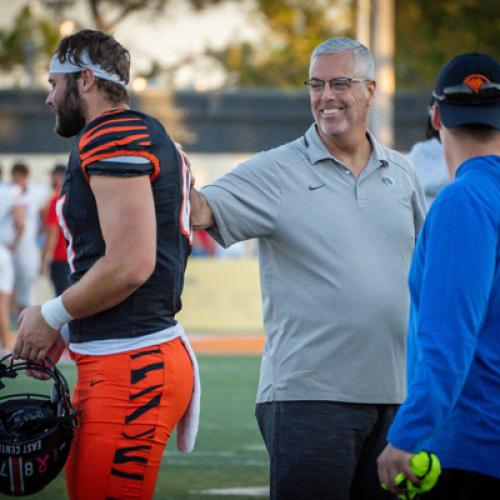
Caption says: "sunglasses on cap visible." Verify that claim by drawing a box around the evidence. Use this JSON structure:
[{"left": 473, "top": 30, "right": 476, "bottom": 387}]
[{"left": 433, "top": 81, "right": 500, "bottom": 105}]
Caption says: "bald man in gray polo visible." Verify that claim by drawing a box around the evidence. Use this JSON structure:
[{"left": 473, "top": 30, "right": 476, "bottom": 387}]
[{"left": 191, "top": 37, "right": 426, "bottom": 500}]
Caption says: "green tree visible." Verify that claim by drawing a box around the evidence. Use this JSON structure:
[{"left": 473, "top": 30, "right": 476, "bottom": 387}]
[
  {"left": 0, "top": 1, "right": 230, "bottom": 74},
  {"left": 212, "top": 0, "right": 497, "bottom": 89},
  {"left": 0, "top": 5, "right": 59, "bottom": 73},
  {"left": 395, "top": 0, "right": 499, "bottom": 89},
  {"left": 87, "top": 0, "right": 226, "bottom": 32},
  {"left": 2, "top": 0, "right": 496, "bottom": 90},
  {"left": 211, "top": 0, "right": 355, "bottom": 88}
]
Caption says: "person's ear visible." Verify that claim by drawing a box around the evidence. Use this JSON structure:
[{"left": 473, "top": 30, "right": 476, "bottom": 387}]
[
  {"left": 78, "top": 68, "right": 97, "bottom": 94},
  {"left": 367, "top": 80, "right": 376, "bottom": 106},
  {"left": 430, "top": 104, "right": 442, "bottom": 131}
]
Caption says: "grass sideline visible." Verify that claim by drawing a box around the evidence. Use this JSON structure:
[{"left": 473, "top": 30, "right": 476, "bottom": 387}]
[{"left": 1, "top": 355, "right": 269, "bottom": 499}]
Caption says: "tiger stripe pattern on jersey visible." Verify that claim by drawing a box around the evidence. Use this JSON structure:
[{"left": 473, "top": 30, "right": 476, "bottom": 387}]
[{"left": 78, "top": 112, "right": 160, "bottom": 182}]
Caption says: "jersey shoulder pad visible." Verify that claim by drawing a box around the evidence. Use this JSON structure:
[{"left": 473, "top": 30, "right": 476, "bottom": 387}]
[
  {"left": 78, "top": 110, "right": 159, "bottom": 178},
  {"left": 79, "top": 110, "right": 154, "bottom": 160}
]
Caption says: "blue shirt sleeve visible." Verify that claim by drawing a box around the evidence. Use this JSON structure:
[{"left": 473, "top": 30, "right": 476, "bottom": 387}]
[{"left": 388, "top": 183, "right": 497, "bottom": 452}]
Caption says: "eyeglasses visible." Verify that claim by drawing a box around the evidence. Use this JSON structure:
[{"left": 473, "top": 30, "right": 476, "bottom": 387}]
[
  {"left": 304, "top": 77, "right": 371, "bottom": 95},
  {"left": 432, "top": 82, "right": 500, "bottom": 105}
]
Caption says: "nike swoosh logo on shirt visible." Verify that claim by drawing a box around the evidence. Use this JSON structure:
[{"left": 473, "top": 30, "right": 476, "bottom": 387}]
[
  {"left": 90, "top": 380, "right": 105, "bottom": 387},
  {"left": 309, "top": 184, "right": 326, "bottom": 190}
]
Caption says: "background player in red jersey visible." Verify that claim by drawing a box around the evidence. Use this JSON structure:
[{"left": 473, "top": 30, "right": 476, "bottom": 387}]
[
  {"left": 13, "top": 30, "right": 199, "bottom": 500},
  {"left": 41, "top": 164, "right": 70, "bottom": 296}
]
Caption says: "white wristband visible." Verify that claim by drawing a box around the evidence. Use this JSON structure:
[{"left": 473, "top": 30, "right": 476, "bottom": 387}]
[{"left": 41, "top": 296, "right": 74, "bottom": 331}]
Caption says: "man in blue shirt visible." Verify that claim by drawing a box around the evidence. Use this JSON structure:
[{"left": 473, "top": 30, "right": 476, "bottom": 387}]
[{"left": 378, "top": 53, "right": 500, "bottom": 499}]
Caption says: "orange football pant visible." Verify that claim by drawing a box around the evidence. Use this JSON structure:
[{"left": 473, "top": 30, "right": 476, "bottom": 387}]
[{"left": 65, "top": 338, "right": 194, "bottom": 500}]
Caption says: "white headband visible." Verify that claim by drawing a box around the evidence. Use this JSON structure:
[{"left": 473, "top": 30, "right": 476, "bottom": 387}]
[{"left": 49, "top": 50, "right": 127, "bottom": 87}]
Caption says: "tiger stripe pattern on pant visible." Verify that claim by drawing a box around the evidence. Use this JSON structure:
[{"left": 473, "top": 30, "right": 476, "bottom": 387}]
[{"left": 65, "top": 338, "right": 193, "bottom": 500}]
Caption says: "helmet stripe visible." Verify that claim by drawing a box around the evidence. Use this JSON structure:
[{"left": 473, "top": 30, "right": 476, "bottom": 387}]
[{"left": 9, "top": 456, "right": 24, "bottom": 495}]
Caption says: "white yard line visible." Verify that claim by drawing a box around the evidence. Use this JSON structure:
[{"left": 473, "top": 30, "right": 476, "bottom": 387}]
[{"left": 191, "top": 486, "right": 269, "bottom": 497}]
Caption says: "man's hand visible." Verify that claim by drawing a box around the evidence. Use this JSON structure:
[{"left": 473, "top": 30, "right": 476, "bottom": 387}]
[
  {"left": 25, "top": 334, "right": 67, "bottom": 380},
  {"left": 377, "top": 443, "right": 420, "bottom": 495},
  {"left": 14, "top": 306, "right": 61, "bottom": 362}
]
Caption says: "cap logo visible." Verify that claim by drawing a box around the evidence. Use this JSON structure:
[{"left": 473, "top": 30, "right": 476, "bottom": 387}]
[{"left": 463, "top": 74, "right": 490, "bottom": 93}]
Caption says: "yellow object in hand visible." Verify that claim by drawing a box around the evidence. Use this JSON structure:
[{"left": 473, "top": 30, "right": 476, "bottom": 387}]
[{"left": 383, "top": 451, "right": 441, "bottom": 499}]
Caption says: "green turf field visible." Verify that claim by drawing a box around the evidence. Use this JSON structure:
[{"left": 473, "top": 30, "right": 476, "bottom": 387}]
[{"left": 1, "top": 356, "right": 269, "bottom": 499}]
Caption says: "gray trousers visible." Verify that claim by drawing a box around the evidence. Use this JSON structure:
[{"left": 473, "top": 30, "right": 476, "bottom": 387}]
[{"left": 256, "top": 401, "right": 398, "bottom": 500}]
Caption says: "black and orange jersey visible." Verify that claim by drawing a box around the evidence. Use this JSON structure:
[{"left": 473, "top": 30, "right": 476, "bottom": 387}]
[{"left": 58, "top": 109, "right": 191, "bottom": 343}]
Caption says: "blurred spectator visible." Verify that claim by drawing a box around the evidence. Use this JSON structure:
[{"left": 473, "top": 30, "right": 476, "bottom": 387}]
[
  {"left": 41, "top": 164, "right": 70, "bottom": 295},
  {"left": 10, "top": 162, "right": 49, "bottom": 311},
  {"left": 406, "top": 111, "right": 450, "bottom": 207},
  {"left": 0, "top": 165, "right": 25, "bottom": 353}
]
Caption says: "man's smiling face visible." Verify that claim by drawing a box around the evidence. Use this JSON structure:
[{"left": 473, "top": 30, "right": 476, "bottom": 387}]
[{"left": 309, "top": 50, "right": 375, "bottom": 144}]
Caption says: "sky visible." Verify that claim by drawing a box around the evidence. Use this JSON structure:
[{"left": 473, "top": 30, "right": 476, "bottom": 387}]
[{"left": 1, "top": 0, "right": 263, "bottom": 90}]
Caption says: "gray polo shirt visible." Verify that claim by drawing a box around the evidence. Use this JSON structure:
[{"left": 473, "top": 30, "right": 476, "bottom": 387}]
[{"left": 202, "top": 124, "right": 426, "bottom": 404}]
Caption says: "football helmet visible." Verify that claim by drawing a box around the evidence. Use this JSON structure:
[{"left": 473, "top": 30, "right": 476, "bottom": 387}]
[{"left": 0, "top": 354, "right": 77, "bottom": 496}]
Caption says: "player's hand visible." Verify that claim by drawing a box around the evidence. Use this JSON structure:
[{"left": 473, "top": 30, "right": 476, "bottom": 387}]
[
  {"left": 14, "top": 306, "right": 60, "bottom": 362},
  {"left": 377, "top": 443, "right": 420, "bottom": 495},
  {"left": 25, "top": 334, "right": 67, "bottom": 380}
]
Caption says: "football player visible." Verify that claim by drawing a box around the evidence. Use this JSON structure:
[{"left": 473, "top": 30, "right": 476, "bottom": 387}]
[{"left": 14, "top": 29, "right": 199, "bottom": 499}]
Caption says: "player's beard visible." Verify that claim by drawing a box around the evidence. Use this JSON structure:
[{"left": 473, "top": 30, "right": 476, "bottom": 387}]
[{"left": 56, "top": 76, "right": 86, "bottom": 138}]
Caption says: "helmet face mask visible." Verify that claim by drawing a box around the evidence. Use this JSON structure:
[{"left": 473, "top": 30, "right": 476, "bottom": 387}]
[{"left": 0, "top": 355, "right": 77, "bottom": 496}]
